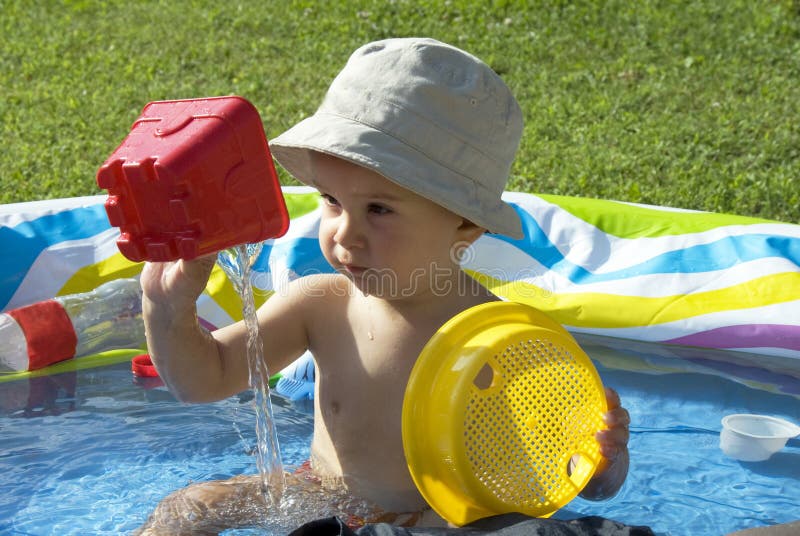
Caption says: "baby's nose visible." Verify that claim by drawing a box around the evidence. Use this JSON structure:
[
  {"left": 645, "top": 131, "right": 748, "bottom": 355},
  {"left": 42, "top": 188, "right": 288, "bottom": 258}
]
[{"left": 333, "top": 212, "right": 366, "bottom": 249}]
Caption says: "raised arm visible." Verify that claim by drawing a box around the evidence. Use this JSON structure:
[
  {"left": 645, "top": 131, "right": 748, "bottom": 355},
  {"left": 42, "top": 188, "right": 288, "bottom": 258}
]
[{"left": 141, "top": 256, "right": 310, "bottom": 403}]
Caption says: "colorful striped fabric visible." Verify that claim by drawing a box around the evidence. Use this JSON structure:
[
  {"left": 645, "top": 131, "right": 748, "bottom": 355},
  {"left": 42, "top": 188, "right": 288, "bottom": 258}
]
[
  {"left": 470, "top": 192, "right": 799, "bottom": 359},
  {"left": 1, "top": 187, "right": 798, "bottom": 362}
]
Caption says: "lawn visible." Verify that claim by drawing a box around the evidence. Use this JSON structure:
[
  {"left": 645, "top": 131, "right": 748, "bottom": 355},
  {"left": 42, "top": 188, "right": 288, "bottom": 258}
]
[{"left": 1, "top": 0, "right": 798, "bottom": 223}]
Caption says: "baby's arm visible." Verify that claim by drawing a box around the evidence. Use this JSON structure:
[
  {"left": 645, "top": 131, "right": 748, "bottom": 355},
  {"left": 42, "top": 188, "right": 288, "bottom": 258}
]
[
  {"left": 580, "top": 387, "right": 630, "bottom": 501},
  {"left": 142, "top": 256, "right": 228, "bottom": 402},
  {"left": 141, "top": 257, "right": 310, "bottom": 403}
]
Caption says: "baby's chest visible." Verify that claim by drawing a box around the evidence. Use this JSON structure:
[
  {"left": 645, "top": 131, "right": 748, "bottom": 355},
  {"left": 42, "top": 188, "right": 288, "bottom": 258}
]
[{"left": 318, "top": 339, "right": 417, "bottom": 426}]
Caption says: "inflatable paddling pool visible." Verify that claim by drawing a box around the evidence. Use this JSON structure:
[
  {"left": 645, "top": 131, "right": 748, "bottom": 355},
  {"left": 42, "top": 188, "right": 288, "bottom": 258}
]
[
  {"left": 1, "top": 186, "right": 798, "bottom": 379},
  {"left": 1, "top": 187, "right": 799, "bottom": 535}
]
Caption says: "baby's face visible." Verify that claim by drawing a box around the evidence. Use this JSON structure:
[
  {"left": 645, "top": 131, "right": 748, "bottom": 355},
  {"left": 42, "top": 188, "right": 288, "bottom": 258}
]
[{"left": 309, "top": 153, "right": 468, "bottom": 299}]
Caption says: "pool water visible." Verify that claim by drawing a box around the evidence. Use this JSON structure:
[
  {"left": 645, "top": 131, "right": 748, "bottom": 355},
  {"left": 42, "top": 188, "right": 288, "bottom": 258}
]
[{"left": 1, "top": 339, "right": 798, "bottom": 535}]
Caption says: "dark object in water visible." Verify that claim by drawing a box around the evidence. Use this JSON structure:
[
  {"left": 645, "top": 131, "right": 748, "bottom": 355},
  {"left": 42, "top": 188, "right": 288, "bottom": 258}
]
[{"left": 288, "top": 513, "right": 655, "bottom": 536}]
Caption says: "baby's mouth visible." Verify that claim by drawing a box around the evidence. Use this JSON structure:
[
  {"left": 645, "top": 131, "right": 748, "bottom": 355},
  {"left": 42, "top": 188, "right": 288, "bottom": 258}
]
[{"left": 342, "top": 264, "right": 367, "bottom": 277}]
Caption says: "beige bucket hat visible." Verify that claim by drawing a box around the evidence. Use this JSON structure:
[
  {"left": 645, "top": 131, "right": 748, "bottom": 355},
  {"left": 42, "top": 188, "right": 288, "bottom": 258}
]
[{"left": 269, "top": 37, "right": 524, "bottom": 239}]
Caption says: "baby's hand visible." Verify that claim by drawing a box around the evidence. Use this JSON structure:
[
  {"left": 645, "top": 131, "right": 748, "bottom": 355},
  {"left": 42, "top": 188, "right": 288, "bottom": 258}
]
[
  {"left": 597, "top": 386, "right": 630, "bottom": 462},
  {"left": 580, "top": 386, "right": 630, "bottom": 500},
  {"left": 140, "top": 255, "right": 216, "bottom": 312}
]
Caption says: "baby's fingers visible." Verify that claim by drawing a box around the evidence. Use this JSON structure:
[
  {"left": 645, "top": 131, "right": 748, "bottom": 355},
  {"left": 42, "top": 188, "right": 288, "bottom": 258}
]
[
  {"left": 141, "top": 254, "right": 216, "bottom": 309},
  {"left": 603, "top": 406, "right": 631, "bottom": 428},
  {"left": 596, "top": 427, "right": 630, "bottom": 460},
  {"left": 178, "top": 254, "right": 217, "bottom": 280},
  {"left": 604, "top": 386, "right": 622, "bottom": 410},
  {"left": 597, "top": 386, "right": 630, "bottom": 461},
  {"left": 601, "top": 386, "right": 630, "bottom": 429}
]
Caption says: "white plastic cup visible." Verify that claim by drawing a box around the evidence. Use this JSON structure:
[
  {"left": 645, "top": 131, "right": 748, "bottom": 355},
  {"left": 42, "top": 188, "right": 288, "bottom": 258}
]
[{"left": 720, "top": 414, "right": 800, "bottom": 462}]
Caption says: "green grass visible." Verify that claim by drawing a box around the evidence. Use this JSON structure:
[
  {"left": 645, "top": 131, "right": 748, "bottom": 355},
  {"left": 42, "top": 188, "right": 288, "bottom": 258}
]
[{"left": 2, "top": 0, "right": 798, "bottom": 223}]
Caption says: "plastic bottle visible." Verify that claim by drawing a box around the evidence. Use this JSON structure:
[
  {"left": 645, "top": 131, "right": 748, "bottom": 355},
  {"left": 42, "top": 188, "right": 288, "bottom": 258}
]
[{"left": 0, "top": 278, "right": 145, "bottom": 372}]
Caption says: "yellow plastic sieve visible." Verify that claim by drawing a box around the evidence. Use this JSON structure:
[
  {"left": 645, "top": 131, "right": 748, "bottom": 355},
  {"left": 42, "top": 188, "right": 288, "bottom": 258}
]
[{"left": 402, "top": 302, "right": 607, "bottom": 526}]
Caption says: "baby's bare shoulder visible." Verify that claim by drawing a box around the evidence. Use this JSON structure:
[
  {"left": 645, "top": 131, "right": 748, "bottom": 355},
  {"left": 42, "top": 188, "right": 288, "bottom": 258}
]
[
  {"left": 279, "top": 273, "right": 352, "bottom": 308},
  {"left": 290, "top": 272, "right": 349, "bottom": 292},
  {"left": 256, "top": 274, "right": 351, "bottom": 356},
  {"left": 284, "top": 274, "right": 354, "bottom": 348}
]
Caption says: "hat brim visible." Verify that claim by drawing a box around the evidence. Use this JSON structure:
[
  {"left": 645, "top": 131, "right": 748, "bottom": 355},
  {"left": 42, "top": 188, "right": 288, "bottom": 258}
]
[{"left": 269, "top": 112, "right": 523, "bottom": 240}]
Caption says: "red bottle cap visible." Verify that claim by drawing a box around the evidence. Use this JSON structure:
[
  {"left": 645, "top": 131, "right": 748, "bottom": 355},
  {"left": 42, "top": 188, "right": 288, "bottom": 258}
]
[
  {"left": 131, "top": 354, "right": 159, "bottom": 377},
  {"left": 97, "top": 96, "right": 289, "bottom": 262}
]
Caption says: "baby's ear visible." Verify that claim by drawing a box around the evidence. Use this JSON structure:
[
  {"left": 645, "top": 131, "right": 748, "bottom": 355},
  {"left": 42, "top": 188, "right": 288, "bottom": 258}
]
[{"left": 456, "top": 219, "right": 486, "bottom": 245}]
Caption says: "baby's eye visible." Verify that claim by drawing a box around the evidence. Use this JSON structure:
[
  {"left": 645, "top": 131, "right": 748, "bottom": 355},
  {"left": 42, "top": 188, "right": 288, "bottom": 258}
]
[
  {"left": 320, "top": 193, "right": 339, "bottom": 207},
  {"left": 368, "top": 203, "right": 392, "bottom": 215}
]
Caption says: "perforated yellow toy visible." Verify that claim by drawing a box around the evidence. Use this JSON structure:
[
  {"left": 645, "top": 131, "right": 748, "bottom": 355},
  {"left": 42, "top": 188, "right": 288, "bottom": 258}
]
[{"left": 402, "top": 301, "right": 607, "bottom": 525}]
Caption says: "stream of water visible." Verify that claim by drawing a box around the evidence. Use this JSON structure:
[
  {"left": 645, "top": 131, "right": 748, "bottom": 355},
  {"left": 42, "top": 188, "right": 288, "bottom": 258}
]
[
  {"left": 215, "top": 245, "right": 383, "bottom": 532},
  {"left": 217, "top": 244, "right": 285, "bottom": 508}
]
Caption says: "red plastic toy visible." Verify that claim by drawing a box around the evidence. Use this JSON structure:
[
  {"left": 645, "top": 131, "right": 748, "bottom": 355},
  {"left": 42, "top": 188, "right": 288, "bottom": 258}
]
[
  {"left": 131, "top": 354, "right": 159, "bottom": 378},
  {"left": 97, "top": 96, "right": 289, "bottom": 262}
]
